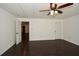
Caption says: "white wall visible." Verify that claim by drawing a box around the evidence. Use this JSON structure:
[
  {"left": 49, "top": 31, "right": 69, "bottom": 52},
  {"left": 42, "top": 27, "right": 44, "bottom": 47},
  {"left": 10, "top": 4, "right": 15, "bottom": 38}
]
[
  {"left": 63, "top": 15, "right": 79, "bottom": 45},
  {"left": 18, "top": 18, "right": 63, "bottom": 41},
  {"left": 55, "top": 20, "right": 63, "bottom": 39},
  {"left": 0, "top": 8, "right": 16, "bottom": 55}
]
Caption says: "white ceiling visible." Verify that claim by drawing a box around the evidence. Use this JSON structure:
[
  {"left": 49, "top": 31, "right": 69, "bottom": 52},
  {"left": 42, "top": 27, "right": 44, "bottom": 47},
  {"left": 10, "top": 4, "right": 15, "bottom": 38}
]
[{"left": 0, "top": 3, "right": 79, "bottom": 19}]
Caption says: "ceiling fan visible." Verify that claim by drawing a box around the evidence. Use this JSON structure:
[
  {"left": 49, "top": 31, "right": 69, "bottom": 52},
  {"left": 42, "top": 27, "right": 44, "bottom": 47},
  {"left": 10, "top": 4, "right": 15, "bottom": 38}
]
[{"left": 40, "top": 3, "right": 73, "bottom": 15}]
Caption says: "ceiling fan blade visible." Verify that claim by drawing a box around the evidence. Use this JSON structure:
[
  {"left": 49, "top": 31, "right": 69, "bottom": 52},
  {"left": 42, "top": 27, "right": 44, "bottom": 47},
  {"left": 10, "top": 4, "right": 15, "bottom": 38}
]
[
  {"left": 40, "top": 10, "right": 50, "bottom": 12},
  {"left": 58, "top": 3, "right": 73, "bottom": 9},
  {"left": 54, "top": 4, "right": 57, "bottom": 9},
  {"left": 56, "top": 10, "right": 63, "bottom": 13},
  {"left": 50, "top": 3, "right": 53, "bottom": 10},
  {"left": 47, "top": 12, "right": 50, "bottom": 15}
]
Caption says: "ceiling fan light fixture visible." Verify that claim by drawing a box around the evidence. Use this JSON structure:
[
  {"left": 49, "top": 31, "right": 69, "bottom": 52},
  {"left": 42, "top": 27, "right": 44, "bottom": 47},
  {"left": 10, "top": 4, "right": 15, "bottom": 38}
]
[
  {"left": 55, "top": 10, "right": 58, "bottom": 14},
  {"left": 50, "top": 10, "right": 58, "bottom": 15},
  {"left": 50, "top": 10, "right": 54, "bottom": 15}
]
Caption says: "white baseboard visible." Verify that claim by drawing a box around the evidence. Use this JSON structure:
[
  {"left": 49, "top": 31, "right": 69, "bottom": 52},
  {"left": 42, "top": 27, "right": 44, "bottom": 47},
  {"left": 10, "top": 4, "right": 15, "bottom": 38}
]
[
  {"left": 0, "top": 42, "right": 15, "bottom": 55},
  {"left": 64, "top": 39, "right": 79, "bottom": 46},
  {"left": 29, "top": 38, "right": 55, "bottom": 41}
]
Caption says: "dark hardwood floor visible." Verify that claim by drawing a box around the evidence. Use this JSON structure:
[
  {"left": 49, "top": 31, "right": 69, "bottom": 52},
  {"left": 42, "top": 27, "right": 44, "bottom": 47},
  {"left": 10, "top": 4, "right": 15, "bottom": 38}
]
[{"left": 2, "top": 39, "right": 79, "bottom": 56}]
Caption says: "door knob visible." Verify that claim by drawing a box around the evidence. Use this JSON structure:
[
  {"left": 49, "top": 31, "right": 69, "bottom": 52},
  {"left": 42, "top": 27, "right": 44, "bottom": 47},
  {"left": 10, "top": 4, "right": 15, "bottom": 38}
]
[{"left": 16, "top": 33, "right": 19, "bottom": 34}]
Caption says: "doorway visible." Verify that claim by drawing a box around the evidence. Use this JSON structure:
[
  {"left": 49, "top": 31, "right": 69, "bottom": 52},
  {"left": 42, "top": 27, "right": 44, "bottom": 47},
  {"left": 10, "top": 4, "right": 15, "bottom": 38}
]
[{"left": 21, "top": 22, "right": 29, "bottom": 42}]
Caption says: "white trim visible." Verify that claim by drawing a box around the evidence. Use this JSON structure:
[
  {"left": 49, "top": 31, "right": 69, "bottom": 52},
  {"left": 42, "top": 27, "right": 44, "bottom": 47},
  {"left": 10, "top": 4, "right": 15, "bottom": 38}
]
[
  {"left": 64, "top": 39, "right": 79, "bottom": 46},
  {"left": 29, "top": 38, "right": 55, "bottom": 41}
]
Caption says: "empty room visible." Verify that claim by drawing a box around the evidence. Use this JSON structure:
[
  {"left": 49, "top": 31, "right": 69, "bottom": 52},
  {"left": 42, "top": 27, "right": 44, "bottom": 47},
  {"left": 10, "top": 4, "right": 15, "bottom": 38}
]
[{"left": 0, "top": 3, "right": 79, "bottom": 56}]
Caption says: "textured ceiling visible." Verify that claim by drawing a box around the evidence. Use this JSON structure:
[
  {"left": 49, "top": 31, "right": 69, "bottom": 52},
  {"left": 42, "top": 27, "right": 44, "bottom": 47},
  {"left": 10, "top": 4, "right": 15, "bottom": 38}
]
[{"left": 0, "top": 3, "right": 79, "bottom": 19}]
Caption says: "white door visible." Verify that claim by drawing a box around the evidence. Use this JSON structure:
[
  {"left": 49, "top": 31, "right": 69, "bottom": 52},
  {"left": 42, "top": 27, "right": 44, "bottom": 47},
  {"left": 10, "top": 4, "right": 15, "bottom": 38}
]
[{"left": 16, "top": 20, "right": 21, "bottom": 44}]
